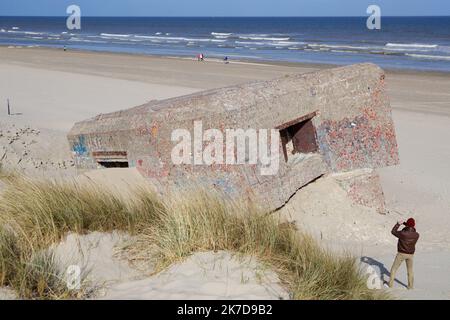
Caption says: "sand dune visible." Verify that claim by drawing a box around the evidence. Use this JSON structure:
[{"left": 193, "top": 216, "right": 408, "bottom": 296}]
[{"left": 102, "top": 251, "right": 288, "bottom": 300}]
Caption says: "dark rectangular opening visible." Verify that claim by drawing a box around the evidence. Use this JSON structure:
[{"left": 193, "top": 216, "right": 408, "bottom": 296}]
[
  {"left": 97, "top": 161, "right": 129, "bottom": 168},
  {"left": 93, "top": 151, "right": 129, "bottom": 168},
  {"left": 278, "top": 114, "right": 319, "bottom": 162}
]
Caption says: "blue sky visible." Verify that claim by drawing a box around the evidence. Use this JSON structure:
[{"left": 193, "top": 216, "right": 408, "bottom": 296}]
[{"left": 1, "top": 0, "right": 449, "bottom": 17}]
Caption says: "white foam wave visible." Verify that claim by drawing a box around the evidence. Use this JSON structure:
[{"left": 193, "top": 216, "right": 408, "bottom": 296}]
[
  {"left": 406, "top": 53, "right": 450, "bottom": 61},
  {"left": 24, "top": 31, "right": 44, "bottom": 35},
  {"left": 239, "top": 36, "right": 290, "bottom": 41},
  {"left": 134, "top": 35, "right": 213, "bottom": 42},
  {"left": 384, "top": 47, "right": 431, "bottom": 53},
  {"left": 100, "top": 33, "right": 132, "bottom": 38},
  {"left": 386, "top": 43, "right": 438, "bottom": 49},
  {"left": 308, "top": 44, "right": 373, "bottom": 51},
  {"left": 211, "top": 32, "right": 232, "bottom": 36},
  {"left": 270, "top": 41, "right": 306, "bottom": 47},
  {"left": 7, "top": 30, "right": 45, "bottom": 36}
]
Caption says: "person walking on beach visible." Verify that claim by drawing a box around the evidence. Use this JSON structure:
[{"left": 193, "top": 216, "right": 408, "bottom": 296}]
[
  {"left": 389, "top": 218, "right": 420, "bottom": 290},
  {"left": 197, "top": 53, "right": 204, "bottom": 62}
]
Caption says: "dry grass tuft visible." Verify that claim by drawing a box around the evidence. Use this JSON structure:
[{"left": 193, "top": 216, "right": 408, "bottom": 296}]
[{"left": 0, "top": 177, "right": 163, "bottom": 299}]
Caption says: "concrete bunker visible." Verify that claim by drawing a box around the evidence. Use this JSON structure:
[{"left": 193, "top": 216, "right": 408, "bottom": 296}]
[{"left": 68, "top": 63, "right": 399, "bottom": 211}]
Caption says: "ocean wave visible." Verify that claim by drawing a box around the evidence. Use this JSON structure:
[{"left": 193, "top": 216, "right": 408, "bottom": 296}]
[
  {"left": 330, "top": 49, "right": 361, "bottom": 54},
  {"left": 100, "top": 33, "right": 132, "bottom": 38},
  {"left": 308, "top": 44, "right": 374, "bottom": 51},
  {"left": 384, "top": 47, "right": 431, "bottom": 53},
  {"left": 134, "top": 35, "right": 214, "bottom": 42},
  {"left": 271, "top": 41, "right": 306, "bottom": 46},
  {"left": 406, "top": 53, "right": 450, "bottom": 61},
  {"left": 386, "top": 43, "right": 438, "bottom": 49},
  {"left": 239, "top": 36, "right": 290, "bottom": 41},
  {"left": 25, "top": 31, "right": 44, "bottom": 35},
  {"left": 211, "top": 32, "right": 232, "bottom": 36},
  {"left": 235, "top": 41, "right": 267, "bottom": 46},
  {"left": 69, "top": 37, "right": 108, "bottom": 44},
  {"left": 6, "top": 30, "right": 45, "bottom": 36}
]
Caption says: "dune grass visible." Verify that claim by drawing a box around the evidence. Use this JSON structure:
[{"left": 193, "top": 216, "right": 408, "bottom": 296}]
[
  {"left": 0, "top": 176, "right": 390, "bottom": 300},
  {"left": 0, "top": 176, "right": 163, "bottom": 299},
  {"left": 127, "top": 192, "right": 389, "bottom": 300},
  {"left": 0, "top": 226, "right": 87, "bottom": 299}
]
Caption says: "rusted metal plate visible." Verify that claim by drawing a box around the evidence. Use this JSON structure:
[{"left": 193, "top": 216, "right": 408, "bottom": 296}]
[
  {"left": 291, "top": 119, "right": 318, "bottom": 154},
  {"left": 279, "top": 114, "right": 318, "bottom": 160},
  {"left": 92, "top": 151, "right": 127, "bottom": 159}
]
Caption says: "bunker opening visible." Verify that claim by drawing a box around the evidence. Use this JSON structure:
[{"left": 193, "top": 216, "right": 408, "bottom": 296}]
[
  {"left": 97, "top": 161, "right": 129, "bottom": 168},
  {"left": 93, "top": 151, "right": 129, "bottom": 168},
  {"left": 278, "top": 112, "right": 319, "bottom": 162}
]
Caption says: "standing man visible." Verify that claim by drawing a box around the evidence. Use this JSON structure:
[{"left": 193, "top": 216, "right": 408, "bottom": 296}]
[{"left": 389, "top": 218, "right": 420, "bottom": 289}]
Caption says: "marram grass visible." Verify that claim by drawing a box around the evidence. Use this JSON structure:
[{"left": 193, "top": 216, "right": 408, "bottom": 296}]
[{"left": 0, "top": 176, "right": 390, "bottom": 300}]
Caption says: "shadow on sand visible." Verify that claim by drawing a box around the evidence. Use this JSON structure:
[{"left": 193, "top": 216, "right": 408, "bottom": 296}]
[{"left": 361, "top": 256, "right": 408, "bottom": 289}]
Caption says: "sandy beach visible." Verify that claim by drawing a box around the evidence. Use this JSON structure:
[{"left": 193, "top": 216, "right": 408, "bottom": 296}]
[{"left": 1, "top": 46, "right": 450, "bottom": 299}]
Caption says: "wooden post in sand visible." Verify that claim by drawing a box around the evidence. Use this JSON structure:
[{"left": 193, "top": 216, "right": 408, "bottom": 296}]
[{"left": 7, "top": 99, "right": 10, "bottom": 115}]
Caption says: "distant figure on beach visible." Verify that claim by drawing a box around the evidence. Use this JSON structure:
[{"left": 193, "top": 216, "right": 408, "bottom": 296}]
[
  {"left": 389, "top": 218, "right": 420, "bottom": 289},
  {"left": 63, "top": 45, "right": 67, "bottom": 52},
  {"left": 224, "top": 56, "right": 229, "bottom": 64},
  {"left": 198, "top": 53, "right": 204, "bottom": 61}
]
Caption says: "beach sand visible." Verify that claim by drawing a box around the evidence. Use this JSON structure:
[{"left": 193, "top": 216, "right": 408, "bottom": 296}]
[{"left": 1, "top": 46, "right": 449, "bottom": 299}]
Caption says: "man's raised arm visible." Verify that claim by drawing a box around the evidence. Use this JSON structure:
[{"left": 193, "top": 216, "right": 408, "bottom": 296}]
[{"left": 391, "top": 222, "right": 403, "bottom": 238}]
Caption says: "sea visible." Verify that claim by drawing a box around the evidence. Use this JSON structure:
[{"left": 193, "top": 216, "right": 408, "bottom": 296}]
[{"left": 1, "top": 16, "right": 450, "bottom": 72}]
